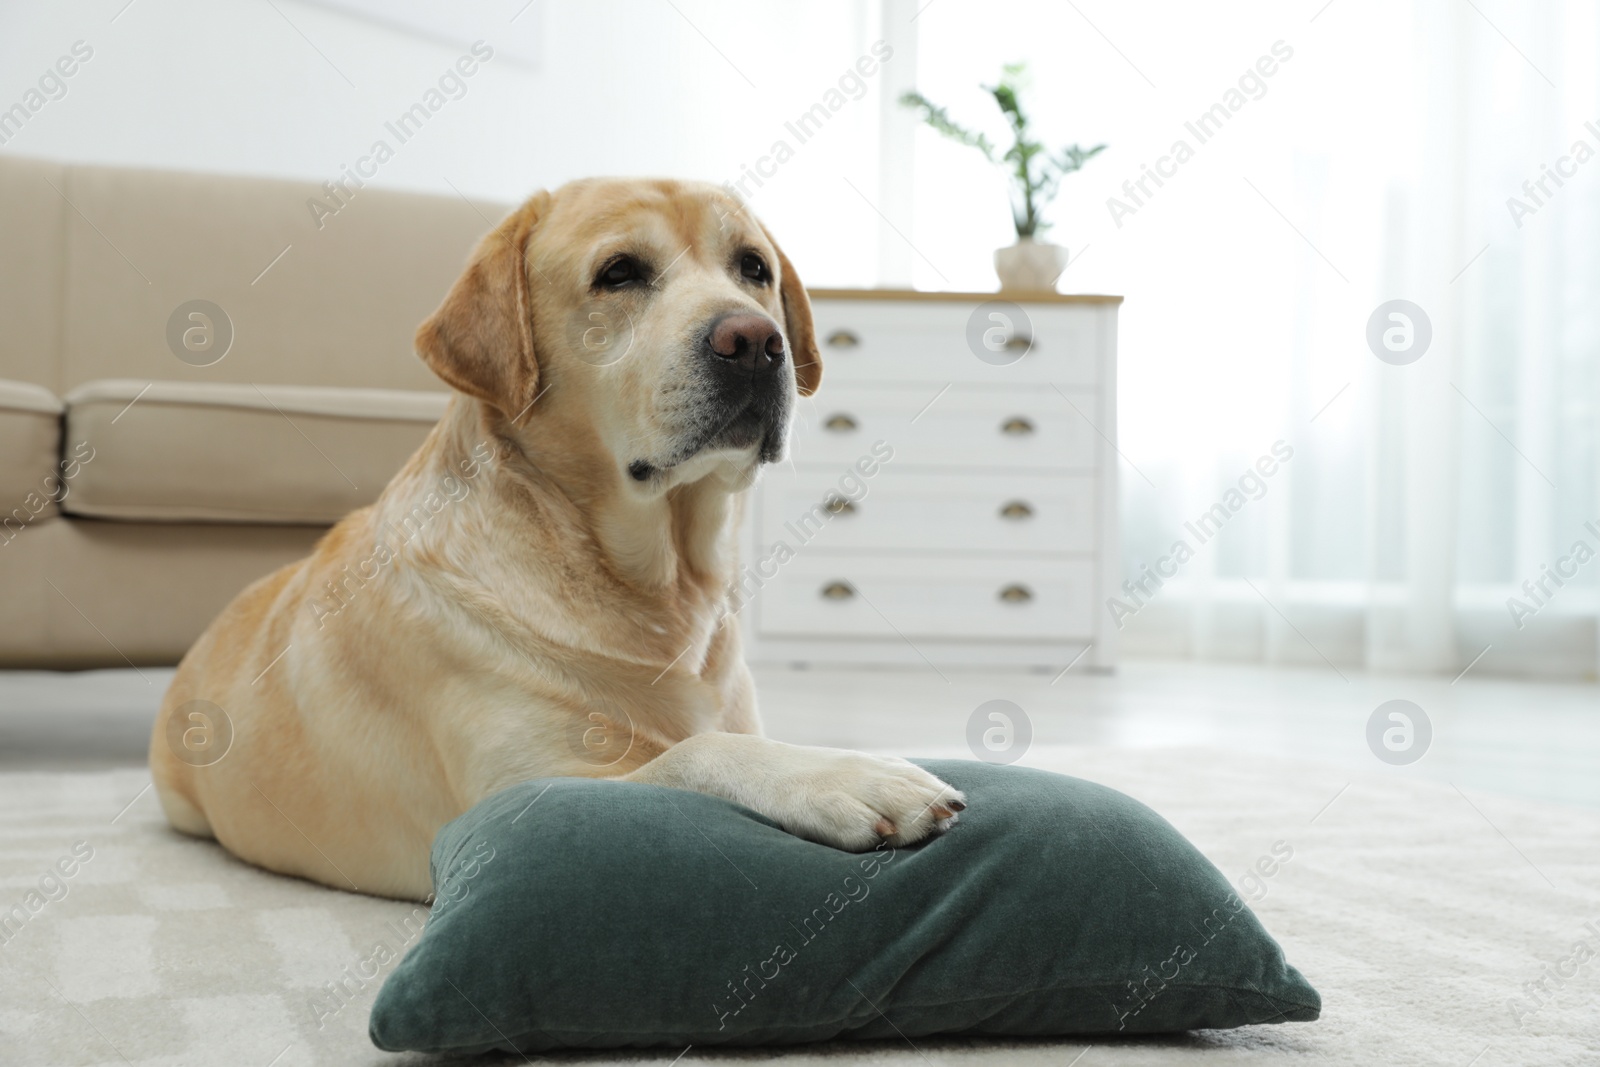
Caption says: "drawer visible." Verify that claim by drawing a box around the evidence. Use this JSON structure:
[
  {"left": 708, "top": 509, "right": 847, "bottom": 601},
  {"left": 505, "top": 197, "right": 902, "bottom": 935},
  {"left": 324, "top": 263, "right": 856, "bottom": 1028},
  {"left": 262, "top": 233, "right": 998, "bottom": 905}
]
[
  {"left": 792, "top": 385, "right": 1100, "bottom": 470},
  {"left": 757, "top": 468, "right": 1096, "bottom": 556},
  {"left": 754, "top": 556, "right": 1096, "bottom": 641},
  {"left": 811, "top": 299, "right": 1105, "bottom": 386}
]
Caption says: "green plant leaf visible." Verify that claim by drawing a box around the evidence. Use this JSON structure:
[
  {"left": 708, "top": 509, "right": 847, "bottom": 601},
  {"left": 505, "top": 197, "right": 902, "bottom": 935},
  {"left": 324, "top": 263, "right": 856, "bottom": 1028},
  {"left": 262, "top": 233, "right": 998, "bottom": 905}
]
[
  {"left": 899, "top": 90, "right": 998, "bottom": 162},
  {"left": 901, "top": 62, "right": 1107, "bottom": 240}
]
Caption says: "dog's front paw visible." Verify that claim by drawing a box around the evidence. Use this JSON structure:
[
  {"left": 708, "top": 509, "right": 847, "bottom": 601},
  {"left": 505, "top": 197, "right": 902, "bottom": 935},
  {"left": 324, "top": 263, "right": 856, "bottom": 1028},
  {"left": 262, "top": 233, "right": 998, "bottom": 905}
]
[{"left": 774, "top": 750, "right": 966, "bottom": 851}]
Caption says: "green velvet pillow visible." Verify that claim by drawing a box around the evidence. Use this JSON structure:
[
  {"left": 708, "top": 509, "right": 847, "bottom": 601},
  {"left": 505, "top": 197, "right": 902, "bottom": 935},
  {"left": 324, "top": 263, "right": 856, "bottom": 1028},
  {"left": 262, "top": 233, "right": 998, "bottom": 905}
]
[{"left": 369, "top": 759, "right": 1319, "bottom": 1054}]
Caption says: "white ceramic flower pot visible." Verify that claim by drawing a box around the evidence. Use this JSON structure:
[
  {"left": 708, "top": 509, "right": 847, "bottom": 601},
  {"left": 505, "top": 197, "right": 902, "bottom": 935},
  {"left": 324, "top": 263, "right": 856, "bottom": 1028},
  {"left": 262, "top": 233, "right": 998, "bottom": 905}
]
[{"left": 994, "top": 238, "right": 1069, "bottom": 293}]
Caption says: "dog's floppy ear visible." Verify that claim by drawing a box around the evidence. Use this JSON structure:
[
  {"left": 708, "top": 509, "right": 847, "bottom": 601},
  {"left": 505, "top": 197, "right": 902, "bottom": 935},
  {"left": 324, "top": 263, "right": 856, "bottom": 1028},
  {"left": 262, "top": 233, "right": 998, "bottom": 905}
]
[
  {"left": 760, "top": 224, "right": 822, "bottom": 398},
  {"left": 416, "top": 193, "right": 548, "bottom": 422}
]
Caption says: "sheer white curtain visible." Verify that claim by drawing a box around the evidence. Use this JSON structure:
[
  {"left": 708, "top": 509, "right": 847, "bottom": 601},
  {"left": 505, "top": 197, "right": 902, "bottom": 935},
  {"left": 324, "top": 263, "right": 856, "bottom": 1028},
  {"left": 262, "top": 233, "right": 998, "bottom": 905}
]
[{"left": 903, "top": 0, "right": 1600, "bottom": 678}]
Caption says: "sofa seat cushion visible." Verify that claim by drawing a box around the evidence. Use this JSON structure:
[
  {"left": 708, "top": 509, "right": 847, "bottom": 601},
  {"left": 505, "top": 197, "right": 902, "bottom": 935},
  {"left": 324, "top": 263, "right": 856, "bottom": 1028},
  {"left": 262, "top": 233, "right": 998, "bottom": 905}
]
[
  {"left": 62, "top": 380, "right": 447, "bottom": 524},
  {"left": 0, "top": 380, "right": 66, "bottom": 527}
]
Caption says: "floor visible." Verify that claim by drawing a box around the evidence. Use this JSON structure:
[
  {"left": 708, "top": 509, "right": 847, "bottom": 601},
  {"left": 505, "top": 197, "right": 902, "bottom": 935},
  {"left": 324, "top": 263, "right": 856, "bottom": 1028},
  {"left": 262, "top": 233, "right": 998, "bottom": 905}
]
[
  {"left": 5, "top": 662, "right": 1599, "bottom": 1065},
  {"left": 11, "top": 745, "right": 1600, "bottom": 1066},
  {"left": 3, "top": 659, "right": 1597, "bottom": 809}
]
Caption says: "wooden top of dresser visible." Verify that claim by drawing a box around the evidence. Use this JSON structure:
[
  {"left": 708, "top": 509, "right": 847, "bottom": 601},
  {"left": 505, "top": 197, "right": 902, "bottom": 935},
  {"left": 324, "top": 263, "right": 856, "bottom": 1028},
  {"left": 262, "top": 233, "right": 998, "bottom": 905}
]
[{"left": 807, "top": 288, "right": 1123, "bottom": 306}]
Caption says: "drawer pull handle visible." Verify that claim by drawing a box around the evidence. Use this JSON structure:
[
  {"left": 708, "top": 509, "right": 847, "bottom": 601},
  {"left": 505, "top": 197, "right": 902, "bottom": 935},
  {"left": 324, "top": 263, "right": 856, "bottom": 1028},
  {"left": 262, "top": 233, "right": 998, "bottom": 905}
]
[
  {"left": 1004, "top": 333, "right": 1033, "bottom": 352},
  {"left": 826, "top": 329, "right": 860, "bottom": 348},
  {"left": 824, "top": 494, "right": 857, "bottom": 516},
  {"left": 1000, "top": 416, "right": 1035, "bottom": 436},
  {"left": 998, "top": 583, "right": 1034, "bottom": 604},
  {"left": 999, "top": 500, "right": 1034, "bottom": 520},
  {"left": 820, "top": 580, "right": 856, "bottom": 601},
  {"left": 824, "top": 413, "right": 858, "bottom": 432}
]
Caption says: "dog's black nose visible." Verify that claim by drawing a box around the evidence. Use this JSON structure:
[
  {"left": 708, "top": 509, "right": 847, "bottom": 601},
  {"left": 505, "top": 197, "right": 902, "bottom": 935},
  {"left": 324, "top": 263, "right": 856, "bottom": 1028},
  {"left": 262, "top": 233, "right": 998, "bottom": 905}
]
[{"left": 707, "top": 313, "right": 784, "bottom": 372}]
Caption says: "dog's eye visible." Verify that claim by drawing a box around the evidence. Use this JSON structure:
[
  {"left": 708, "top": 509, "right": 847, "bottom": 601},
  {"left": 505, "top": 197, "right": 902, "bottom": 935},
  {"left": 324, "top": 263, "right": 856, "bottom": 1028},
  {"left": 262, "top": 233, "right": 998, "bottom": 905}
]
[
  {"left": 740, "top": 253, "right": 770, "bottom": 285},
  {"left": 597, "top": 255, "right": 643, "bottom": 289}
]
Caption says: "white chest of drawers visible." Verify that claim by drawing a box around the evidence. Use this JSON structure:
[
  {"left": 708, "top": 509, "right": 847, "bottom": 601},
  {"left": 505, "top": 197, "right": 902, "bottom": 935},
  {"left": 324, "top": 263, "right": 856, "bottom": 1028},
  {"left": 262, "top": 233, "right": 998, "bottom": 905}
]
[{"left": 740, "top": 289, "right": 1122, "bottom": 671}]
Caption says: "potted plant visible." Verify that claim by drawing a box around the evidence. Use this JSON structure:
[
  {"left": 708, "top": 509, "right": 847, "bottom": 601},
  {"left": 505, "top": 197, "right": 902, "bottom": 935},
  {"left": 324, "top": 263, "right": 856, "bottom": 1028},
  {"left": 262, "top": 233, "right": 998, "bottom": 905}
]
[{"left": 902, "top": 63, "right": 1106, "bottom": 292}]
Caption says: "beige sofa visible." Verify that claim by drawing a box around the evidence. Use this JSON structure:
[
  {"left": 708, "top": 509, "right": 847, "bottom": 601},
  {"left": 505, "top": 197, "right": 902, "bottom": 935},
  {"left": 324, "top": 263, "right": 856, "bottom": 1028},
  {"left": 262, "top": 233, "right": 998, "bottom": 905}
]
[{"left": 0, "top": 154, "right": 510, "bottom": 667}]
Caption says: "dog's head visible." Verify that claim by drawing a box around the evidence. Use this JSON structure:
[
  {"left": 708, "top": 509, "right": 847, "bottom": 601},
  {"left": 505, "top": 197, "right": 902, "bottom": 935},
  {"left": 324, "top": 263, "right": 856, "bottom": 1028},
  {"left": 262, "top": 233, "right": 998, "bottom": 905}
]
[{"left": 415, "top": 178, "right": 820, "bottom": 493}]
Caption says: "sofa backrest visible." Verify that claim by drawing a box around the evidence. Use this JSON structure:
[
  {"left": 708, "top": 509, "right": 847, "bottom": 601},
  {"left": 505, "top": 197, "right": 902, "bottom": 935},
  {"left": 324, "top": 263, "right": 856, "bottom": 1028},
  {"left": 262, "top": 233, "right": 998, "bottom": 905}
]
[{"left": 0, "top": 153, "right": 511, "bottom": 395}]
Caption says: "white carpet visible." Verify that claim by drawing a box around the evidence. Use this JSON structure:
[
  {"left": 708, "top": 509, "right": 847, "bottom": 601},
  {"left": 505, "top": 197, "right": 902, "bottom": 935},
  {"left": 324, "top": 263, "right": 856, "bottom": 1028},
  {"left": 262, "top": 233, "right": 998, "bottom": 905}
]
[{"left": 1, "top": 747, "right": 1596, "bottom": 1066}]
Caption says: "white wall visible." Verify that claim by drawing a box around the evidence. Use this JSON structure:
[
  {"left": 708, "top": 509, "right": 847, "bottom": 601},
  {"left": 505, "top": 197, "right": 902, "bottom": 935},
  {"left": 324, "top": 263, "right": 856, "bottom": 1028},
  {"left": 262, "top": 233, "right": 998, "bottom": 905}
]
[{"left": 0, "top": 0, "right": 899, "bottom": 286}]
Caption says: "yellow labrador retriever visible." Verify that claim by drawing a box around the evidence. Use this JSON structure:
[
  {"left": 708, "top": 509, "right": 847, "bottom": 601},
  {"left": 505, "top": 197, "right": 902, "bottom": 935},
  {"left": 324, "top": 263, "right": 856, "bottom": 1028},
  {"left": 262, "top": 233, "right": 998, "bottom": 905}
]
[{"left": 150, "top": 178, "right": 964, "bottom": 901}]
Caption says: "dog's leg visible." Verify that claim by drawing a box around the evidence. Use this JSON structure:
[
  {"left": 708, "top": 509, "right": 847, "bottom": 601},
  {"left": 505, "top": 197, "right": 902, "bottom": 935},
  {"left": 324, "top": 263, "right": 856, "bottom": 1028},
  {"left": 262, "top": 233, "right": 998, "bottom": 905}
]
[{"left": 624, "top": 733, "right": 965, "bottom": 850}]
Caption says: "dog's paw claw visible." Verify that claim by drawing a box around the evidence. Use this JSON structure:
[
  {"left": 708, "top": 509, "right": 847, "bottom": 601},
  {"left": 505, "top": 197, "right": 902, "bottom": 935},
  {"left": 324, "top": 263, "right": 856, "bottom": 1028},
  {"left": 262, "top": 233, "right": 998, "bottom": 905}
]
[{"left": 766, "top": 751, "right": 966, "bottom": 852}]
